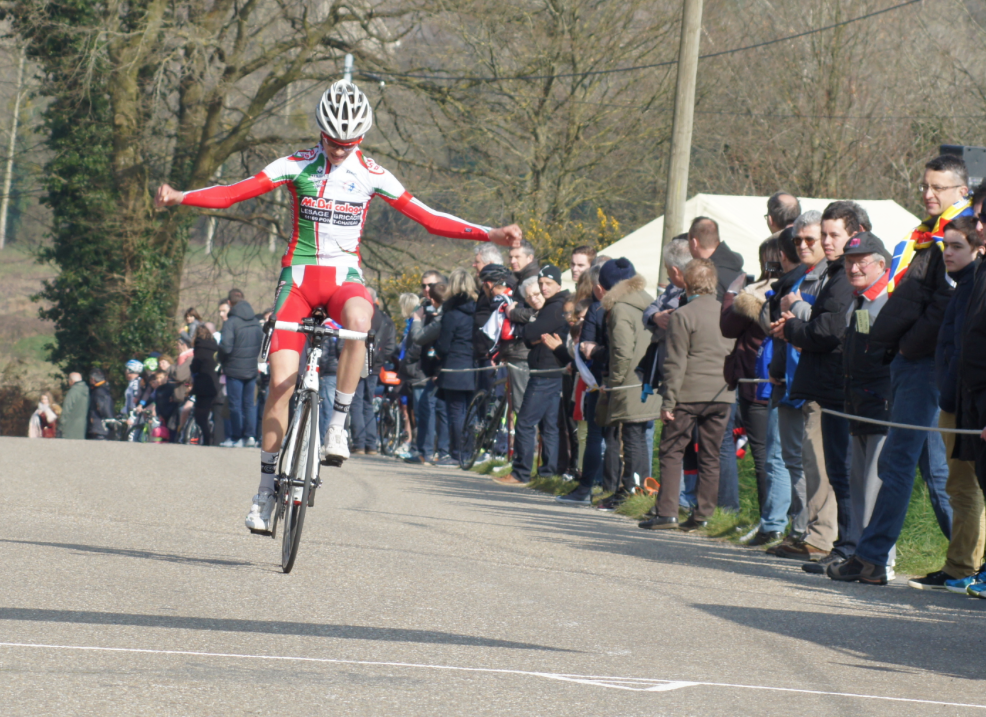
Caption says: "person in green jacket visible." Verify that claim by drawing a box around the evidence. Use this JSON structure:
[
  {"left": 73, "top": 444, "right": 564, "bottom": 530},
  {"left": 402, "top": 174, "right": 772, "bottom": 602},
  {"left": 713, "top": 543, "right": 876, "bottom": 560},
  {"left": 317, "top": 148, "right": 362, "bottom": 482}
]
[
  {"left": 597, "top": 258, "right": 662, "bottom": 509},
  {"left": 59, "top": 372, "right": 89, "bottom": 440}
]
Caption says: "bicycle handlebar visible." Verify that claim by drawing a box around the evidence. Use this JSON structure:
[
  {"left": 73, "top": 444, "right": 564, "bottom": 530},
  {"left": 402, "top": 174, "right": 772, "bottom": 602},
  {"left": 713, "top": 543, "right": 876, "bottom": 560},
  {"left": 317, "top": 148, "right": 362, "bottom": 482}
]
[{"left": 273, "top": 321, "right": 369, "bottom": 341}]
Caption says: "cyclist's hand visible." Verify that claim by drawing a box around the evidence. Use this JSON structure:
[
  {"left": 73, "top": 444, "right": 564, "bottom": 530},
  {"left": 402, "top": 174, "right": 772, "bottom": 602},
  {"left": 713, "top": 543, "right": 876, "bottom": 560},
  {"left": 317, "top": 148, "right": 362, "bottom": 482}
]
[
  {"left": 488, "top": 224, "right": 522, "bottom": 248},
  {"left": 155, "top": 183, "right": 185, "bottom": 209}
]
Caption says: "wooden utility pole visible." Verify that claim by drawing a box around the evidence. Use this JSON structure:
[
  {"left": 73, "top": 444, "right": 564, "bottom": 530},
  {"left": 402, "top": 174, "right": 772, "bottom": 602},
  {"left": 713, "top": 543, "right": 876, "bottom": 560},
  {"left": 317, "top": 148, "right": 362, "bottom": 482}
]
[
  {"left": 659, "top": 0, "right": 703, "bottom": 284},
  {"left": 0, "top": 46, "right": 26, "bottom": 250}
]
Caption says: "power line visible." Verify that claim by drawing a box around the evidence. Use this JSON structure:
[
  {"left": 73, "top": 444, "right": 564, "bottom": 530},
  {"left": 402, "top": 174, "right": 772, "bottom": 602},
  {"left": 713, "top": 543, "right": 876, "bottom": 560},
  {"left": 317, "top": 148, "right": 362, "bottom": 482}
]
[{"left": 357, "top": 0, "right": 921, "bottom": 84}]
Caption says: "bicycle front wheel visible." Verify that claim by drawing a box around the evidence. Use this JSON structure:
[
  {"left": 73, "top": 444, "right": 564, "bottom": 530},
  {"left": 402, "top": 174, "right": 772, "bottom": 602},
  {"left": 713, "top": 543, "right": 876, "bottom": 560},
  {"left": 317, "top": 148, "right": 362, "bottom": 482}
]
[
  {"left": 281, "top": 395, "right": 317, "bottom": 573},
  {"left": 459, "top": 390, "right": 489, "bottom": 470}
]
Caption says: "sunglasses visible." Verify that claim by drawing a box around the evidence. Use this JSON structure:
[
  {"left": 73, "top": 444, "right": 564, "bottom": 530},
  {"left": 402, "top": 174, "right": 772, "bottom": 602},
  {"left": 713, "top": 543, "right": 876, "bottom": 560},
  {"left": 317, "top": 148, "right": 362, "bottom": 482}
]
[
  {"left": 794, "top": 236, "right": 817, "bottom": 247},
  {"left": 422, "top": 282, "right": 437, "bottom": 290},
  {"left": 320, "top": 132, "right": 363, "bottom": 150}
]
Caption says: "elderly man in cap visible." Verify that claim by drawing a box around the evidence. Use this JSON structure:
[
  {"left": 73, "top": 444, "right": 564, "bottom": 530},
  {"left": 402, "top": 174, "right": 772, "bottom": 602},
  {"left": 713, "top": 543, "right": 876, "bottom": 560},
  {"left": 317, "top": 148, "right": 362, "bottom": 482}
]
[
  {"left": 808, "top": 232, "right": 895, "bottom": 580},
  {"left": 496, "top": 264, "right": 570, "bottom": 485}
]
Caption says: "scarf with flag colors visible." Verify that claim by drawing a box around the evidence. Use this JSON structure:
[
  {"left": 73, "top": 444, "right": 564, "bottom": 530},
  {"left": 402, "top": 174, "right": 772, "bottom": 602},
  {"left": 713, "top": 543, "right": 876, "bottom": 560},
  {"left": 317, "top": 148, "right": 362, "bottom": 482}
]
[{"left": 888, "top": 198, "right": 973, "bottom": 293}]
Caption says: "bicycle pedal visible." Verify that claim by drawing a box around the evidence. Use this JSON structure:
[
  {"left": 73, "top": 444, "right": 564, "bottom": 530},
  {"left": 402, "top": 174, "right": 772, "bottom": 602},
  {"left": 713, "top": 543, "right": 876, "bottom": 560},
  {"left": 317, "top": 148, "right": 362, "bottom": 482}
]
[
  {"left": 248, "top": 528, "right": 272, "bottom": 537},
  {"left": 321, "top": 456, "right": 344, "bottom": 467}
]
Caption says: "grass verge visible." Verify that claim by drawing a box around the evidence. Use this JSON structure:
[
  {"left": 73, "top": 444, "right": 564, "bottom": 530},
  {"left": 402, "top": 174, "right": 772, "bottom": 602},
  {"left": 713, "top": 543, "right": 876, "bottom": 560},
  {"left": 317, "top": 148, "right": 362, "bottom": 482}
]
[{"left": 510, "top": 425, "right": 948, "bottom": 577}]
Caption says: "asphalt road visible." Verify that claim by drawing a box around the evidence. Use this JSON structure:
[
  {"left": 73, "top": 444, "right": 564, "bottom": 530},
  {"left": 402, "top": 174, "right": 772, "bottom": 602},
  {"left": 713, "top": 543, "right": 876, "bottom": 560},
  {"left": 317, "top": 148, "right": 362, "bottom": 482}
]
[{"left": 2, "top": 436, "right": 985, "bottom": 716}]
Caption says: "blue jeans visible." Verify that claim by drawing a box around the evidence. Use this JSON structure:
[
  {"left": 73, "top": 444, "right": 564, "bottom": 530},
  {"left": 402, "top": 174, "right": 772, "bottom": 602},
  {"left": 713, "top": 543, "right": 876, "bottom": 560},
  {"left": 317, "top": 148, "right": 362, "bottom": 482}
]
[
  {"left": 856, "top": 355, "right": 954, "bottom": 567},
  {"left": 318, "top": 374, "right": 337, "bottom": 444},
  {"left": 718, "top": 401, "right": 740, "bottom": 512},
  {"left": 413, "top": 381, "right": 437, "bottom": 456},
  {"left": 645, "top": 420, "right": 655, "bottom": 478},
  {"left": 225, "top": 376, "right": 257, "bottom": 442},
  {"left": 511, "top": 376, "right": 562, "bottom": 482},
  {"left": 444, "top": 389, "right": 472, "bottom": 461},
  {"left": 435, "top": 395, "right": 450, "bottom": 457},
  {"left": 821, "top": 406, "right": 854, "bottom": 558},
  {"left": 581, "top": 390, "right": 605, "bottom": 486},
  {"left": 760, "top": 406, "right": 793, "bottom": 532},
  {"left": 350, "top": 375, "right": 378, "bottom": 451}
]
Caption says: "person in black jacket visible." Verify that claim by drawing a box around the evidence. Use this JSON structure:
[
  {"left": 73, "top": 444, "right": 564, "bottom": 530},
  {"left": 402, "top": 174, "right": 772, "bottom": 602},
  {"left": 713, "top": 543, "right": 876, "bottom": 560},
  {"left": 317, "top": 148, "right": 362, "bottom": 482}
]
[
  {"left": 434, "top": 269, "right": 478, "bottom": 467},
  {"left": 912, "top": 217, "right": 984, "bottom": 588},
  {"left": 780, "top": 201, "right": 859, "bottom": 569},
  {"left": 833, "top": 157, "right": 971, "bottom": 586},
  {"left": 86, "top": 369, "right": 115, "bottom": 440},
  {"left": 191, "top": 324, "right": 221, "bottom": 446},
  {"left": 350, "top": 288, "right": 398, "bottom": 455},
  {"left": 219, "top": 289, "right": 263, "bottom": 446},
  {"left": 686, "top": 216, "right": 744, "bottom": 302},
  {"left": 497, "top": 264, "right": 570, "bottom": 485}
]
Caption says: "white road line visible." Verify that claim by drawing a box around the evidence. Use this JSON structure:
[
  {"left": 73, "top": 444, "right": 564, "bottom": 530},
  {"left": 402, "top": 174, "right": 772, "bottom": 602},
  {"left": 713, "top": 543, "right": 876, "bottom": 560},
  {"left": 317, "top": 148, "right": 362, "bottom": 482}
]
[{"left": 0, "top": 641, "right": 980, "bottom": 708}]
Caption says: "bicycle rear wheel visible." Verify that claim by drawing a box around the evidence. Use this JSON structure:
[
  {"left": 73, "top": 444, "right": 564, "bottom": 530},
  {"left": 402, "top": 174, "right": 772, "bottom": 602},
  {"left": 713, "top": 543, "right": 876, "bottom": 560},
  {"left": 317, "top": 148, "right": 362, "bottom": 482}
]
[
  {"left": 281, "top": 395, "right": 316, "bottom": 573},
  {"left": 459, "top": 391, "right": 489, "bottom": 470},
  {"left": 380, "top": 401, "right": 400, "bottom": 455}
]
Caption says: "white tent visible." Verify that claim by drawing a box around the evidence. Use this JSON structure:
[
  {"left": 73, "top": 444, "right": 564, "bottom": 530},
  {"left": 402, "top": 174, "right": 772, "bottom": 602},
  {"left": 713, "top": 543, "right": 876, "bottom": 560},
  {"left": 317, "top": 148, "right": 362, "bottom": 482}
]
[{"left": 561, "top": 193, "right": 922, "bottom": 290}]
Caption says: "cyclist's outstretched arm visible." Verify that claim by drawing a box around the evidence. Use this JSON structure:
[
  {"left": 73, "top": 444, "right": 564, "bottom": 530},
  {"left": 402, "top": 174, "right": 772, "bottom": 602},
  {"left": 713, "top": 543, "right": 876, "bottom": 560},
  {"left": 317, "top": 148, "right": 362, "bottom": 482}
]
[
  {"left": 155, "top": 173, "right": 277, "bottom": 210},
  {"left": 380, "top": 191, "right": 521, "bottom": 247}
]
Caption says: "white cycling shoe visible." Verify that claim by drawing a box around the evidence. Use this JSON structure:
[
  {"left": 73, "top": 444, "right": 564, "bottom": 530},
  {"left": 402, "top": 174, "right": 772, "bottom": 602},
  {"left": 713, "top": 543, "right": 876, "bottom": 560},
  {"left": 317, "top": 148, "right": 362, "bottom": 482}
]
[
  {"left": 245, "top": 491, "right": 276, "bottom": 534},
  {"left": 320, "top": 425, "right": 350, "bottom": 466}
]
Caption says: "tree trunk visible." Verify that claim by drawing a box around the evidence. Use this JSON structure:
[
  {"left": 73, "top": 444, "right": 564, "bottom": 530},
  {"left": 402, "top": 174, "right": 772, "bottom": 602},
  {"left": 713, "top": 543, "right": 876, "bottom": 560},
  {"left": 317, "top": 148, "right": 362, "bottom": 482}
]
[{"left": 0, "top": 46, "right": 26, "bottom": 250}]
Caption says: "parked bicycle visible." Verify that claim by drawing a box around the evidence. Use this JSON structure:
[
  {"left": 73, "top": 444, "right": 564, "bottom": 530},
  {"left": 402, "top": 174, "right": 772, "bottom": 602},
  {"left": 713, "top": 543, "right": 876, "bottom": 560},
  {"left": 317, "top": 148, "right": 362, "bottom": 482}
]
[
  {"left": 257, "top": 310, "right": 373, "bottom": 573},
  {"left": 459, "top": 375, "right": 510, "bottom": 470},
  {"left": 376, "top": 368, "right": 403, "bottom": 456}
]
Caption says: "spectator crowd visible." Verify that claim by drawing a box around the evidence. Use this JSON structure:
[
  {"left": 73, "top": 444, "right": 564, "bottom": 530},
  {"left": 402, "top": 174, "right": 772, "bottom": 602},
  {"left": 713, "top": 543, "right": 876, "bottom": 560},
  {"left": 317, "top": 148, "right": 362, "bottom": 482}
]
[{"left": 31, "top": 152, "right": 986, "bottom": 594}]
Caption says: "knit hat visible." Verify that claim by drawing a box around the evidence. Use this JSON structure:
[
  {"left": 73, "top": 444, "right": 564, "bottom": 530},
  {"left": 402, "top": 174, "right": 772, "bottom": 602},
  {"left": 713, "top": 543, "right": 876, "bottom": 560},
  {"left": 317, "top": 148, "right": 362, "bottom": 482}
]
[
  {"left": 599, "top": 257, "right": 636, "bottom": 290},
  {"left": 537, "top": 263, "right": 563, "bottom": 285}
]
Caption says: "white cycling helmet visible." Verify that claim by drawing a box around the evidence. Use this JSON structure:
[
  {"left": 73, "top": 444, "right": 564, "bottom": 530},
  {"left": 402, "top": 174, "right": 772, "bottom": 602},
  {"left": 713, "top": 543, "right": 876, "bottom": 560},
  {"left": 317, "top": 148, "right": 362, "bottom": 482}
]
[{"left": 316, "top": 80, "right": 373, "bottom": 142}]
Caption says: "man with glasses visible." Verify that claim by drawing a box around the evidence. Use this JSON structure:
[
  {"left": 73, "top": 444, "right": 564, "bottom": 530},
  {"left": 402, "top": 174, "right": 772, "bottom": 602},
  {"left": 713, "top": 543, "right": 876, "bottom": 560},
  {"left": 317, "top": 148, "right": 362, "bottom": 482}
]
[
  {"left": 830, "top": 155, "right": 970, "bottom": 585},
  {"left": 156, "top": 80, "right": 521, "bottom": 533}
]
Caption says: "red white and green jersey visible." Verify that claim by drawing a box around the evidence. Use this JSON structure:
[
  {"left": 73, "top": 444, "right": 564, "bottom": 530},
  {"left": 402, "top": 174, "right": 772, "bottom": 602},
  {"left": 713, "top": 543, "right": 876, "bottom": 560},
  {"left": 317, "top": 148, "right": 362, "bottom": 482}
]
[{"left": 181, "top": 145, "right": 492, "bottom": 272}]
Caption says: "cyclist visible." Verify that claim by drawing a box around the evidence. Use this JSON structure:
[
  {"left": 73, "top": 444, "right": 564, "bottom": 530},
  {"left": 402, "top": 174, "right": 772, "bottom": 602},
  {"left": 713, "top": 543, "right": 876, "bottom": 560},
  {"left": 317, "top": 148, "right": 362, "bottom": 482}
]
[
  {"left": 123, "top": 360, "right": 144, "bottom": 415},
  {"left": 155, "top": 80, "right": 521, "bottom": 533}
]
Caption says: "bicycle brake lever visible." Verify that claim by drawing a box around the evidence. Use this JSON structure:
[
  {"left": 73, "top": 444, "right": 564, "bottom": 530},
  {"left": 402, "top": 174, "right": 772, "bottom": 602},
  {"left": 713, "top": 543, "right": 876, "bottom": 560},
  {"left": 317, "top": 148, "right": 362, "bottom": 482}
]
[
  {"left": 260, "top": 313, "right": 277, "bottom": 362},
  {"left": 365, "top": 330, "right": 376, "bottom": 376}
]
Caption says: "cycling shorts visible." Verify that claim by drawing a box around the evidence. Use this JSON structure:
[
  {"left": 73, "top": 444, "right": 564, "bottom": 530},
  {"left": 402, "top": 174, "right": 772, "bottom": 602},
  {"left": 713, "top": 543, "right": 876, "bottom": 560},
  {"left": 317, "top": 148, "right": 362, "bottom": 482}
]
[{"left": 269, "top": 265, "right": 372, "bottom": 355}]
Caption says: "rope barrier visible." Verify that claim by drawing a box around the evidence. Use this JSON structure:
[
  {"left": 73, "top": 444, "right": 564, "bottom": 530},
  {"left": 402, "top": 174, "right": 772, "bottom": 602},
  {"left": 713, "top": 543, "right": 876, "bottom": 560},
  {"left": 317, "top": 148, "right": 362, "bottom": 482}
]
[
  {"left": 505, "top": 362, "right": 567, "bottom": 376},
  {"left": 597, "top": 383, "right": 644, "bottom": 393},
  {"left": 820, "top": 408, "right": 983, "bottom": 436},
  {"left": 438, "top": 365, "right": 502, "bottom": 374}
]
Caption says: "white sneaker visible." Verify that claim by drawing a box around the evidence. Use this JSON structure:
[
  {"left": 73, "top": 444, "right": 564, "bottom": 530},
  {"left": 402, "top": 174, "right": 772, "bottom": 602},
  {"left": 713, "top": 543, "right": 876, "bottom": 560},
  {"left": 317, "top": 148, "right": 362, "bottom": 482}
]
[
  {"left": 320, "top": 425, "right": 350, "bottom": 466},
  {"left": 245, "top": 491, "right": 275, "bottom": 533},
  {"left": 220, "top": 439, "right": 235, "bottom": 448},
  {"left": 244, "top": 437, "right": 257, "bottom": 448},
  {"left": 232, "top": 438, "right": 245, "bottom": 448}
]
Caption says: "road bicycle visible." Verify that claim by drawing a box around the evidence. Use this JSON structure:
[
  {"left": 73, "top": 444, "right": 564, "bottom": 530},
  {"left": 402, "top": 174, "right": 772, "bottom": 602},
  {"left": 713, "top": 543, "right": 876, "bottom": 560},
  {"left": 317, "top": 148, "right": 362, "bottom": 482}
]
[
  {"left": 179, "top": 407, "right": 205, "bottom": 445},
  {"left": 257, "top": 310, "right": 372, "bottom": 573},
  {"left": 125, "top": 410, "right": 152, "bottom": 442},
  {"left": 459, "top": 375, "right": 510, "bottom": 470}
]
